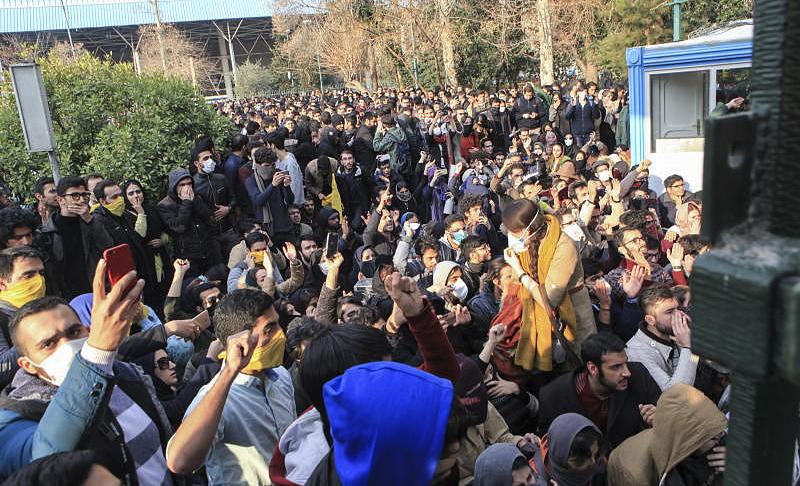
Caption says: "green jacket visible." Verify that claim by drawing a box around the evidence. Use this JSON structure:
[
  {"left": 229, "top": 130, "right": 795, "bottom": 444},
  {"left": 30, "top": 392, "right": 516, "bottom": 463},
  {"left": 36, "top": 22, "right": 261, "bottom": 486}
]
[
  {"left": 615, "top": 105, "right": 630, "bottom": 147},
  {"left": 373, "top": 125, "right": 408, "bottom": 170}
]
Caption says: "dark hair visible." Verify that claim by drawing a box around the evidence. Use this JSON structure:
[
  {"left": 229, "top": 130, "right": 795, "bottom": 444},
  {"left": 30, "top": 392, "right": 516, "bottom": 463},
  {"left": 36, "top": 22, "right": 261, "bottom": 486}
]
[
  {"left": 459, "top": 194, "right": 483, "bottom": 215},
  {"left": 502, "top": 199, "right": 547, "bottom": 274},
  {"left": 461, "top": 235, "right": 485, "bottom": 261},
  {"left": 55, "top": 176, "right": 86, "bottom": 197},
  {"left": 613, "top": 227, "right": 640, "bottom": 249},
  {"left": 569, "top": 426, "right": 602, "bottom": 464},
  {"left": 619, "top": 209, "right": 649, "bottom": 230},
  {"left": 244, "top": 231, "right": 268, "bottom": 250},
  {"left": 231, "top": 134, "right": 249, "bottom": 152},
  {"left": 380, "top": 113, "right": 396, "bottom": 127},
  {"left": 335, "top": 295, "right": 363, "bottom": 320},
  {"left": 286, "top": 316, "right": 326, "bottom": 350},
  {"left": 512, "top": 455, "right": 530, "bottom": 471},
  {"left": 33, "top": 176, "right": 54, "bottom": 196},
  {"left": 580, "top": 332, "right": 626, "bottom": 370},
  {"left": 10, "top": 296, "right": 73, "bottom": 356},
  {"left": 299, "top": 324, "right": 392, "bottom": 422},
  {"left": 266, "top": 131, "right": 286, "bottom": 150},
  {"left": 664, "top": 174, "right": 683, "bottom": 189},
  {"left": 481, "top": 257, "right": 508, "bottom": 294},
  {"left": 0, "top": 245, "right": 44, "bottom": 280},
  {"left": 638, "top": 283, "right": 676, "bottom": 316},
  {"left": 415, "top": 236, "right": 440, "bottom": 257},
  {"left": 92, "top": 179, "right": 118, "bottom": 203},
  {"left": 245, "top": 120, "right": 261, "bottom": 135},
  {"left": 443, "top": 214, "right": 465, "bottom": 231},
  {"left": 679, "top": 234, "right": 710, "bottom": 256},
  {"left": 213, "top": 289, "right": 275, "bottom": 345},
  {"left": 568, "top": 180, "right": 587, "bottom": 200},
  {"left": 0, "top": 208, "right": 37, "bottom": 248},
  {"left": 2, "top": 450, "right": 105, "bottom": 486},
  {"left": 253, "top": 146, "right": 277, "bottom": 165},
  {"left": 581, "top": 257, "right": 603, "bottom": 278}
]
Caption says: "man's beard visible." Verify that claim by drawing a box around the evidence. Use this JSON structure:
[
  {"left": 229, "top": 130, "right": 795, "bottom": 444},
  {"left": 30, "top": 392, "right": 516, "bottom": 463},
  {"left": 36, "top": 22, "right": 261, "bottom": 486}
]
[{"left": 598, "top": 367, "right": 627, "bottom": 392}]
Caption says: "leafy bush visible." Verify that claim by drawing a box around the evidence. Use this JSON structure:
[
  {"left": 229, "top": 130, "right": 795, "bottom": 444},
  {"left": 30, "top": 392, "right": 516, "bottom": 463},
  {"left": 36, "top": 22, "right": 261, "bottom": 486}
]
[
  {"left": 235, "top": 60, "right": 283, "bottom": 98},
  {"left": 0, "top": 51, "right": 233, "bottom": 201}
]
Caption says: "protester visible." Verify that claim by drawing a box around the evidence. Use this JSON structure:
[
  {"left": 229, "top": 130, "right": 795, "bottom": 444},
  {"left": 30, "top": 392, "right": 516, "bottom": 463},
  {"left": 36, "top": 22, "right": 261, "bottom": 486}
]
[{"left": 0, "top": 80, "right": 737, "bottom": 485}]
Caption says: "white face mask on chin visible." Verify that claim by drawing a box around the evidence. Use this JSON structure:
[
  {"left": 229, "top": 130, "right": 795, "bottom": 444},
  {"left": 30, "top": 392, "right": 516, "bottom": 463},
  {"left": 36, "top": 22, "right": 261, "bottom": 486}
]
[{"left": 33, "top": 337, "right": 88, "bottom": 386}]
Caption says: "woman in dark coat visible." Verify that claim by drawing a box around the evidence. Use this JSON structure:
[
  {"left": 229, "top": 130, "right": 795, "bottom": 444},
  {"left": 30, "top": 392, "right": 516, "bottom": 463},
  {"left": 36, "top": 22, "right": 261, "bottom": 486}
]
[{"left": 122, "top": 179, "right": 170, "bottom": 315}]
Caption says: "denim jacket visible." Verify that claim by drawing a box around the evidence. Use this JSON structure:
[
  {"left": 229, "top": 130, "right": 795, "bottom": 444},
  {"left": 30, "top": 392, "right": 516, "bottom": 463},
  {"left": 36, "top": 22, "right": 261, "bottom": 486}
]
[{"left": 0, "top": 353, "right": 182, "bottom": 484}]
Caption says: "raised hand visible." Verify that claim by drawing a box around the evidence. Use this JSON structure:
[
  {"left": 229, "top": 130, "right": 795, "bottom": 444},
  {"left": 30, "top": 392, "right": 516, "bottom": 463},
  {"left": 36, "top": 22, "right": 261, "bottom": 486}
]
[
  {"left": 165, "top": 319, "right": 202, "bottom": 341},
  {"left": 594, "top": 278, "right": 612, "bottom": 308},
  {"left": 503, "top": 248, "right": 525, "bottom": 279},
  {"left": 271, "top": 171, "right": 284, "bottom": 187},
  {"left": 223, "top": 329, "right": 258, "bottom": 375},
  {"left": 385, "top": 272, "right": 425, "bottom": 318},
  {"left": 173, "top": 258, "right": 190, "bottom": 275},
  {"left": 88, "top": 259, "right": 145, "bottom": 352},
  {"left": 671, "top": 310, "right": 692, "bottom": 348},
  {"left": 488, "top": 324, "right": 506, "bottom": 345},
  {"left": 453, "top": 304, "right": 472, "bottom": 326},
  {"left": 621, "top": 265, "right": 646, "bottom": 299},
  {"left": 666, "top": 242, "right": 684, "bottom": 269},
  {"left": 282, "top": 242, "right": 298, "bottom": 261}
]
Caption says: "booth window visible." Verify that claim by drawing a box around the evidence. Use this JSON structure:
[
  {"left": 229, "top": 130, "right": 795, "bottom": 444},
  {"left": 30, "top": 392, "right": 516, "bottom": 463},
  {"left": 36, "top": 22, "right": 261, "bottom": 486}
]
[{"left": 651, "top": 71, "right": 709, "bottom": 145}]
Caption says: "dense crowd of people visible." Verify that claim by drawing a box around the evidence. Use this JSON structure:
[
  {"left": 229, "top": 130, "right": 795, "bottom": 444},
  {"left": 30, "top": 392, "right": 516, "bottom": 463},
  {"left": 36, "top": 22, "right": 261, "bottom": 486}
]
[{"left": 0, "top": 80, "right": 737, "bottom": 485}]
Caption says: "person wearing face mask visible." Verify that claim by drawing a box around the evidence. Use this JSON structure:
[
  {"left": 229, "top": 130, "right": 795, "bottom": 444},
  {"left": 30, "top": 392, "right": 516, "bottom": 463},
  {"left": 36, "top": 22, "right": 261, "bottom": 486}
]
[
  {"left": 166, "top": 289, "right": 296, "bottom": 484},
  {"left": 191, "top": 146, "right": 236, "bottom": 238},
  {"left": 529, "top": 413, "right": 605, "bottom": 486},
  {"left": 460, "top": 236, "right": 491, "bottom": 299},
  {"left": 493, "top": 199, "right": 596, "bottom": 381},
  {"left": 565, "top": 88, "right": 601, "bottom": 148},
  {"left": 247, "top": 147, "right": 296, "bottom": 242},
  {"left": 439, "top": 214, "right": 468, "bottom": 263},
  {"left": 0, "top": 247, "right": 47, "bottom": 389},
  {"left": 0, "top": 262, "right": 185, "bottom": 485}
]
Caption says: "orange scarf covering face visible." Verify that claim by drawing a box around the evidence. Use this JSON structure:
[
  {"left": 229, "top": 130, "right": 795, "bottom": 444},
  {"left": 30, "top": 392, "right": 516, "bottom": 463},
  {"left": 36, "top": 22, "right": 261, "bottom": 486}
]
[{"left": 492, "top": 215, "right": 577, "bottom": 376}]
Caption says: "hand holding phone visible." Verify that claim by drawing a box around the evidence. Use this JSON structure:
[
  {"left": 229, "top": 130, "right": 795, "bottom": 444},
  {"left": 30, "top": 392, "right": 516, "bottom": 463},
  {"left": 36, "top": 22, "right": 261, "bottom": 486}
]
[
  {"left": 104, "top": 244, "right": 136, "bottom": 295},
  {"left": 325, "top": 232, "right": 338, "bottom": 259}
]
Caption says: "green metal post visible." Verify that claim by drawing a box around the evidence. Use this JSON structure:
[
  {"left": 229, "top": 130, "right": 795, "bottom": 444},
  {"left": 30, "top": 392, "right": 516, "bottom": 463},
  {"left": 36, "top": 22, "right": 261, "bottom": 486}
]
[
  {"left": 691, "top": 0, "right": 800, "bottom": 484},
  {"left": 672, "top": 1, "right": 681, "bottom": 41}
]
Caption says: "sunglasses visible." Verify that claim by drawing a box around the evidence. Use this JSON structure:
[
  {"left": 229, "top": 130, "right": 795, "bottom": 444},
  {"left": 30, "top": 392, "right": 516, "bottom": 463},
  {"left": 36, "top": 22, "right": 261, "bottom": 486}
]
[{"left": 156, "top": 356, "right": 173, "bottom": 370}]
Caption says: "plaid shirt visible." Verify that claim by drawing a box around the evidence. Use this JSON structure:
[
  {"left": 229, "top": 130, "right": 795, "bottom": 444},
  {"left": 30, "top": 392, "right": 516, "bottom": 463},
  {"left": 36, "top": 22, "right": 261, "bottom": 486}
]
[{"left": 606, "top": 259, "right": 673, "bottom": 300}]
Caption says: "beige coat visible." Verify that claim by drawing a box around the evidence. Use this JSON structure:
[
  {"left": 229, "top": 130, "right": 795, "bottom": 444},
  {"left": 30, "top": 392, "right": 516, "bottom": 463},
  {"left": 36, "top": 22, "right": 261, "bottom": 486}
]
[
  {"left": 457, "top": 402, "right": 522, "bottom": 486},
  {"left": 606, "top": 384, "right": 727, "bottom": 486},
  {"left": 544, "top": 232, "right": 597, "bottom": 349}
]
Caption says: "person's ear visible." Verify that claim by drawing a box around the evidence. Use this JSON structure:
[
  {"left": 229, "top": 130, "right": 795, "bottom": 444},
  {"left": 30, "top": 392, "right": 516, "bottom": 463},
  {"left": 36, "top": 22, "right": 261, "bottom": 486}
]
[
  {"left": 0, "top": 277, "right": 7, "bottom": 291},
  {"left": 586, "top": 361, "right": 598, "bottom": 377},
  {"left": 17, "top": 355, "right": 41, "bottom": 377},
  {"left": 644, "top": 314, "right": 656, "bottom": 327}
]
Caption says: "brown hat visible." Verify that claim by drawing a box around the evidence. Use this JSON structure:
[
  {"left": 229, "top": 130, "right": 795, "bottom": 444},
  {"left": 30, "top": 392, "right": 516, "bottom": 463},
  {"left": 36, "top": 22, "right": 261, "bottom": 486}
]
[{"left": 553, "top": 161, "right": 579, "bottom": 180}]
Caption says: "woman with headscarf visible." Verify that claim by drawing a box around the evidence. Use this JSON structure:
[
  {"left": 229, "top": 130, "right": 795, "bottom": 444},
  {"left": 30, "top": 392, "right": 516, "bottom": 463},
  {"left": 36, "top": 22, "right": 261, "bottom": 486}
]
[
  {"left": 121, "top": 179, "right": 169, "bottom": 314},
  {"left": 530, "top": 413, "right": 605, "bottom": 486},
  {"left": 491, "top": 199, "right": 596, "bottom": 384},
  {"left": 132, "top": 347, "right": 221, "bottom": 428}
]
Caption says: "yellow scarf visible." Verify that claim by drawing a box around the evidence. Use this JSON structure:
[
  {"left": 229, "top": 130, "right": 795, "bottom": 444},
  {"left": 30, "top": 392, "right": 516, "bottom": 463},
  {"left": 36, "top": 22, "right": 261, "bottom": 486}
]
[
  {"left": 322, "top": 175, "right": 344, "bottom": 217},
  {"left": 104, "top": 197, "right": 126, "bottom": 217},
  {"left": 514, "top": 215, "right": 577, "bottom": 372},
  {"left": 217, "top": 329, "right": 286, "bottom": 374},
  {"left": 0, "top": 274, "right": 46, "bottom": 309}
]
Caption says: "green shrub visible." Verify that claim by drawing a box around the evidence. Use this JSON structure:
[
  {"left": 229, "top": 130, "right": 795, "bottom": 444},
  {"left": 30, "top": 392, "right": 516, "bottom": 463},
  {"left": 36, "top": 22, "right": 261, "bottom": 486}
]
[{"left": 0, "top": 51, "right": 233, "bottom": 201}]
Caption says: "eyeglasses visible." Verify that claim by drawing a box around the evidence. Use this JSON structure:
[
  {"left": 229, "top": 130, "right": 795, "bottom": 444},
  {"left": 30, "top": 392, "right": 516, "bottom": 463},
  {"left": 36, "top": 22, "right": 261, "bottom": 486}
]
[
  {"left": 623, "top": 236, "right": 645, "bottom": 246},
  {"left": 156, "top": 357, "right": 173, "bottom": 370},
  {"left": 669, "top": 183, "right": 685, "bottom": 189},
  {"left": 64, "top": 191, "right": 91, "bottom": 201}
]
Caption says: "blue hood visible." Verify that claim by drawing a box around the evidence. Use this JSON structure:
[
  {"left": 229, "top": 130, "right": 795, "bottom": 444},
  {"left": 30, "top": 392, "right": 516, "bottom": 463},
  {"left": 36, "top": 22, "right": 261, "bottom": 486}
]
[{"left": 323, "top": 361, "right": 453, "bottom": 486}]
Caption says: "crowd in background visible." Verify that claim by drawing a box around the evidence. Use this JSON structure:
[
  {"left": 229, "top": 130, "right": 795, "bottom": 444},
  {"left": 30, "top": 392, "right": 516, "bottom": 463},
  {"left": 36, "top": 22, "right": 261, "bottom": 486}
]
[{"left": 0, "top": 79, "right": 744, "bottom": 486}]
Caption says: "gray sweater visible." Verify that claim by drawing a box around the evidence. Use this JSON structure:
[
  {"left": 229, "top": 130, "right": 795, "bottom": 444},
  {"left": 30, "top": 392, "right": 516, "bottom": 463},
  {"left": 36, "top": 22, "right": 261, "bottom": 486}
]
[{"left": 626, "top": 327, "right": 698, "bottom": 391}]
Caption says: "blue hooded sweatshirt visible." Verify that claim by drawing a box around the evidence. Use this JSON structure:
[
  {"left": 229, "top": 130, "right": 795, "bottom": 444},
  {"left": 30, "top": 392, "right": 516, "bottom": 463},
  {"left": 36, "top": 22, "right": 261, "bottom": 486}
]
[{"left": 323, "top": 361, "right": 453, "bottom": 486}]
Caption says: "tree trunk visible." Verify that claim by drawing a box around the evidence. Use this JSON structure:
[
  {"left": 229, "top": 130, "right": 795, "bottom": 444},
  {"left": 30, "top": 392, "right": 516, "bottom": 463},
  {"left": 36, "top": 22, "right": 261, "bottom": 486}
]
[
  {"left": 369, "top": 42, "right": 379, "bottom": 91},
  {"left": 437, "top": 0, "right": 458, "bottom": 87},
  {"left": 150, "top": 0, "right": 167, "bottom": 73},
  {"left": 536, "top": 0, "right": 554, "bottom": 85}
]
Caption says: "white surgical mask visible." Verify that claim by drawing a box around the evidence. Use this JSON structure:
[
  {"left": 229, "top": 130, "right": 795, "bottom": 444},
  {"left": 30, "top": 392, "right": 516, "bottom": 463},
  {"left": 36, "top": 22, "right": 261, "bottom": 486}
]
[
  {"left": 598, "top": 170, "right": 611, "bottom": 182},
  {"left": 562, "top": 223, "right": 584, "bottom": 242},
  {"left": 564, "top": 139, "right": 573, "bottom": 147},
  {"left": 319, "top": 262, "right": 330, "bottom": 275},
  {"left": 410, "top": 222, "right": 421, "bottom": 231},
  {"left": 202, "top": 159, "right": 216, "bottom": 174},
  {"left": 451, "top": 279, "right": 469, "bottom": 301},
  {"left": 507, "top": 215, "right": 541, "bottom": 253},
  {"left": 34, "top": 337, "right": 88, "bottom": 386},
  {"left": 499, "top": 107, "right": 506, "bottom": 112}
]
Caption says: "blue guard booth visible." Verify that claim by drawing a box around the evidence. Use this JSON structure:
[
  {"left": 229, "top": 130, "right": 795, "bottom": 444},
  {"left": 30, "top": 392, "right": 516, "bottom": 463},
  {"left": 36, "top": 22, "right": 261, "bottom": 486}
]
[{"left": 626, "top": 21, "right": 752, "bottom": 193}]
